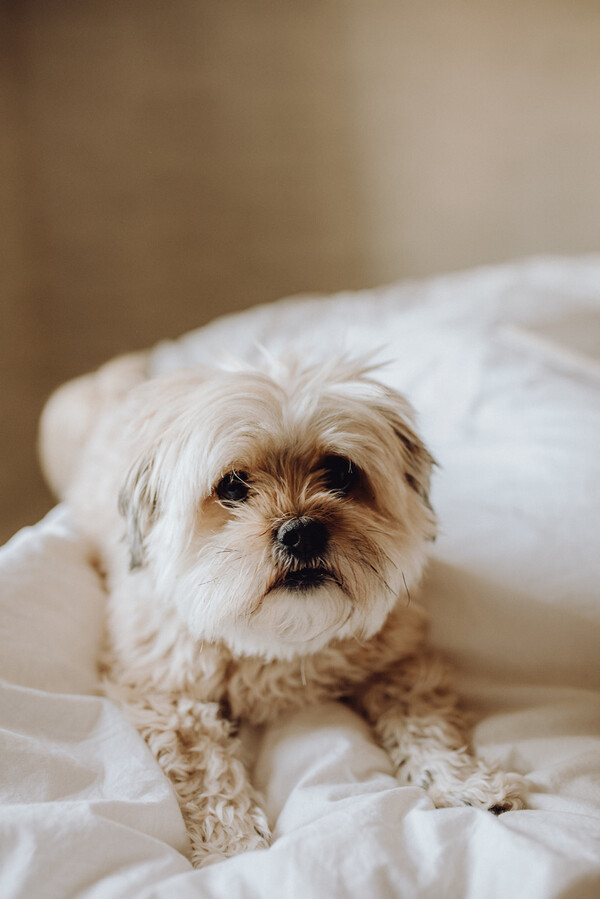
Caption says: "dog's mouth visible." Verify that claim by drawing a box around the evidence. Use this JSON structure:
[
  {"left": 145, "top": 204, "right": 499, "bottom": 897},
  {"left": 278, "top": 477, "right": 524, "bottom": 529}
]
[{"left": 269, "top": 566, "right": 340, "bottom": 594}]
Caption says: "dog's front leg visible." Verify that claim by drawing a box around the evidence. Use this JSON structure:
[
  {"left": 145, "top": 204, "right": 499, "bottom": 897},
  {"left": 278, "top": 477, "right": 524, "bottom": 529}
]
[
  {"left": 353, "top": 653, "right": 525, "bottom": 814},
  {"left": 117, "top": 688, "right": 271, "bottom": 867}
]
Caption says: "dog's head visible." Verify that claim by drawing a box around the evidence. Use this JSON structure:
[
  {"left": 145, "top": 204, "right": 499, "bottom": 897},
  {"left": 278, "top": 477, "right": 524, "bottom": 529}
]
[{"left": 118, "top": 358, "right": 436, "bottom": 660}]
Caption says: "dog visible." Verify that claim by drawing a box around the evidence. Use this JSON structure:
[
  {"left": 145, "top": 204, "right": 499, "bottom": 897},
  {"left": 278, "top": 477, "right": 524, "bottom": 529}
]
[{"left": 39, "top": 351, "right": 526, "bottom": 867}]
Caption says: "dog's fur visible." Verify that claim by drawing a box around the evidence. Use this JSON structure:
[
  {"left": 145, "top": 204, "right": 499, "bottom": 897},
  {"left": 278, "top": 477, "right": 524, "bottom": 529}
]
[{"left": 39, "top": 352, "right": 525, "bottom": 867}]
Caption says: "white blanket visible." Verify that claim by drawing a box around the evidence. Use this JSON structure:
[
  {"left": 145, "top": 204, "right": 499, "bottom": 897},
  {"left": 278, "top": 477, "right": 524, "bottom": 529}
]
[{"left": 2, "top": 257, "right": 600, "bottom": 898}]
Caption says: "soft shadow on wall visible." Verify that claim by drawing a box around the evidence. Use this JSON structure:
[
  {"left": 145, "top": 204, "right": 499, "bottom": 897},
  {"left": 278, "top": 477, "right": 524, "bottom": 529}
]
[{"left": 1, "top": 0, "right": 600, "bottom": 542}]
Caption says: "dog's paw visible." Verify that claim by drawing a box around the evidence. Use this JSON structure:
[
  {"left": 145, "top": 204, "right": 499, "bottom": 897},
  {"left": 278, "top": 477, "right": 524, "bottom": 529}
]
[
  {"left": 191, "top": 830, "right": 271, "bottom": 869},
  {"left": 423, "top": 759, "right": 527, "bottom": 815},
  {"left": 189, "top": 804, "right": 272, "bottom": 868},
  {"left": 430, "top": 774, "right": 526, "bottom": 815},
  {"left": 399, "top": 750, "right": 527, "bottom": 815}
]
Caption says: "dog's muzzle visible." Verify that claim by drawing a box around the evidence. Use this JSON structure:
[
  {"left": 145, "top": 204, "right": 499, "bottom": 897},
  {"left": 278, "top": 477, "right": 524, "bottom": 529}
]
[
  {"left": 275, "top": 517, "right": 328, "bottom": 563},
  {"left": 269, "top": 517, "right": 341, "bottom": 594}
]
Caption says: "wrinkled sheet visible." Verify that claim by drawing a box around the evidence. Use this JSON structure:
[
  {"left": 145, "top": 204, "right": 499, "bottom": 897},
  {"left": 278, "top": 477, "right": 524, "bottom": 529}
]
[{"left": 1, "top": 256, "right": 600, "bottom": 898}]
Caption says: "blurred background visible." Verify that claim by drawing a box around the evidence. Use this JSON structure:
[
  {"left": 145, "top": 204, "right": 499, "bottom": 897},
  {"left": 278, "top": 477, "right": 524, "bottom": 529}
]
[{"left": 1, "top": 0, "right": 600, "bottom": 543}]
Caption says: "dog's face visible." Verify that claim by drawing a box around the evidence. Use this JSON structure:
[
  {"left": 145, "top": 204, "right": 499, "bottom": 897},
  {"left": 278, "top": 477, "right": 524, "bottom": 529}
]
[{"left": 118, "top": 360, "right": 436, "bottom": 660}]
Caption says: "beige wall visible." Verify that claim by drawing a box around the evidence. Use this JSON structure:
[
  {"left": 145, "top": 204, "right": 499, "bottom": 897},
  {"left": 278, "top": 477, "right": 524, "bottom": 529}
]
[{"left": 2, "top": 0, "right": 600, "bottom": 542}]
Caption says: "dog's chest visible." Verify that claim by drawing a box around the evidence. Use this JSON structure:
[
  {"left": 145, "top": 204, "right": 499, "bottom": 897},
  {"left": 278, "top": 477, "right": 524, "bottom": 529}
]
[
  {"left": 146, "top": 601, "right": 428, "bottom": 724},
  {"left": 221, "top": 603, "right": 429, "bottom": 725},
  {"left": 224, "top": 651, "right": 359, "bottom": 726}
]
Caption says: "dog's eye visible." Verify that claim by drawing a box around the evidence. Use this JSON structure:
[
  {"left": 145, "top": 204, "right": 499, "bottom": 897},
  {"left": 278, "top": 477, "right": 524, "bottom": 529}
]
[
  {"left": 321, "top": 455, "right": 358, "bottom": 494},
  {"left": 216, "top": 471, "right": 250, "bottom": 503}
]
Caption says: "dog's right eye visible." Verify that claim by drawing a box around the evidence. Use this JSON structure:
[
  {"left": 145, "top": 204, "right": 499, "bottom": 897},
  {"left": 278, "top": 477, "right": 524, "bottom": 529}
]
[
  {"left": 215, "top": 471, "right": 250, "bottom": 503},
  {"left": 321, "top": 455, "right": 358, "bottom": 495}
]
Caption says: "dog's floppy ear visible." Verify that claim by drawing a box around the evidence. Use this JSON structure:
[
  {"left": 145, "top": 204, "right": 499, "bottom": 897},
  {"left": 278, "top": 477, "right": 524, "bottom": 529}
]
[
  {"left": 376, "top": 388, "right": 437, "bottom": 515},
  {"left": 118, "top": 450, "right": 159, "bottom": 569},
  {"left": 394, "top": 420, "right": 436, "bottom": 514}
]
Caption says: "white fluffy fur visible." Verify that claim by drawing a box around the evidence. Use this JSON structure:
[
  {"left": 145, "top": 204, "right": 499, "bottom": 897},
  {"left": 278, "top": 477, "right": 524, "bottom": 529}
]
[{"left": 39, "top": 352, "right": 526, "bottom": 867}]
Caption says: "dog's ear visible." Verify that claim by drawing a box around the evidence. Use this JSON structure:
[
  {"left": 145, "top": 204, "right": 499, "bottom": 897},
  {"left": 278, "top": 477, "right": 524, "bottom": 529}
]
[
  {"left": 375, "top": 389, "right": 437, "bottom": 516},
  {"left": 118, "top": 450, "right": 159, "bottom": 569},
  {"left": 394, "top": 420, "right": 436, "bottom": 514}
]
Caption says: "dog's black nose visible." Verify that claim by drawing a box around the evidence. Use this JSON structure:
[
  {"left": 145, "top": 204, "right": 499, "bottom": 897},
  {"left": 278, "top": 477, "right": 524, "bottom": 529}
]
[{"left": 276, "top": 517, "right": 328, "bottom": 561}]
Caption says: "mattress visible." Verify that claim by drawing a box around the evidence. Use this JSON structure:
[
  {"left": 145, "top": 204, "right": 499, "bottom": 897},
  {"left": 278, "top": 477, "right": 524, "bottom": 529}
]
[{"left": 1, "top": 256, "right": 599, "bottom": 898}]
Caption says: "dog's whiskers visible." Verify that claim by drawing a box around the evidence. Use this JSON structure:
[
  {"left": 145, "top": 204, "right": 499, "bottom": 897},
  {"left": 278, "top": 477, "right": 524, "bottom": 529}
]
[
  {"left": 361, "top": 555, "right": 396, "bottom": 599},
  {"left": 195, "top": 574, "right": 226, "bottom": 588},
  {"left": 401, "top": 570, "right": 411, "bottom": 606},
  {"left": 214, "top": 546, "right": 243, "bottom": 558},
  {"left": 360, "top": 529, "right": 399, "bottom": 574}
]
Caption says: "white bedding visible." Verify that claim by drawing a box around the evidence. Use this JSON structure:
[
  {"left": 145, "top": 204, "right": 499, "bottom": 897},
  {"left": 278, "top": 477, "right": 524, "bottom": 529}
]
[{"left": 2, "top": 256, "right": 600, "bottom": 898}]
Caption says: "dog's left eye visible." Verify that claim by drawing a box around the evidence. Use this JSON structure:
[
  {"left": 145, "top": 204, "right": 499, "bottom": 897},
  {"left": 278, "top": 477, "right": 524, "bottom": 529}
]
[
  {"left": 216, "top": 471, "right": 250, "bottom": 503},
  {"left": 321, "top": 455, "right": 358, "bottom": 494}
]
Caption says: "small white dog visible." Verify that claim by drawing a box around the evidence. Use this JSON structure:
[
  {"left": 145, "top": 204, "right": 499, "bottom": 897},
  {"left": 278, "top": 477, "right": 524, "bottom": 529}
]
[{"left": 39, "top": 352, "right": 525, "bottom": 867}]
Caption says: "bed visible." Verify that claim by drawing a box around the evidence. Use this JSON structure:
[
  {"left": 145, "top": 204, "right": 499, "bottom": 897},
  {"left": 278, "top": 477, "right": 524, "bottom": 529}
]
[{"left": 1, "top": 256, "right": 599, "bottom": 898}]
